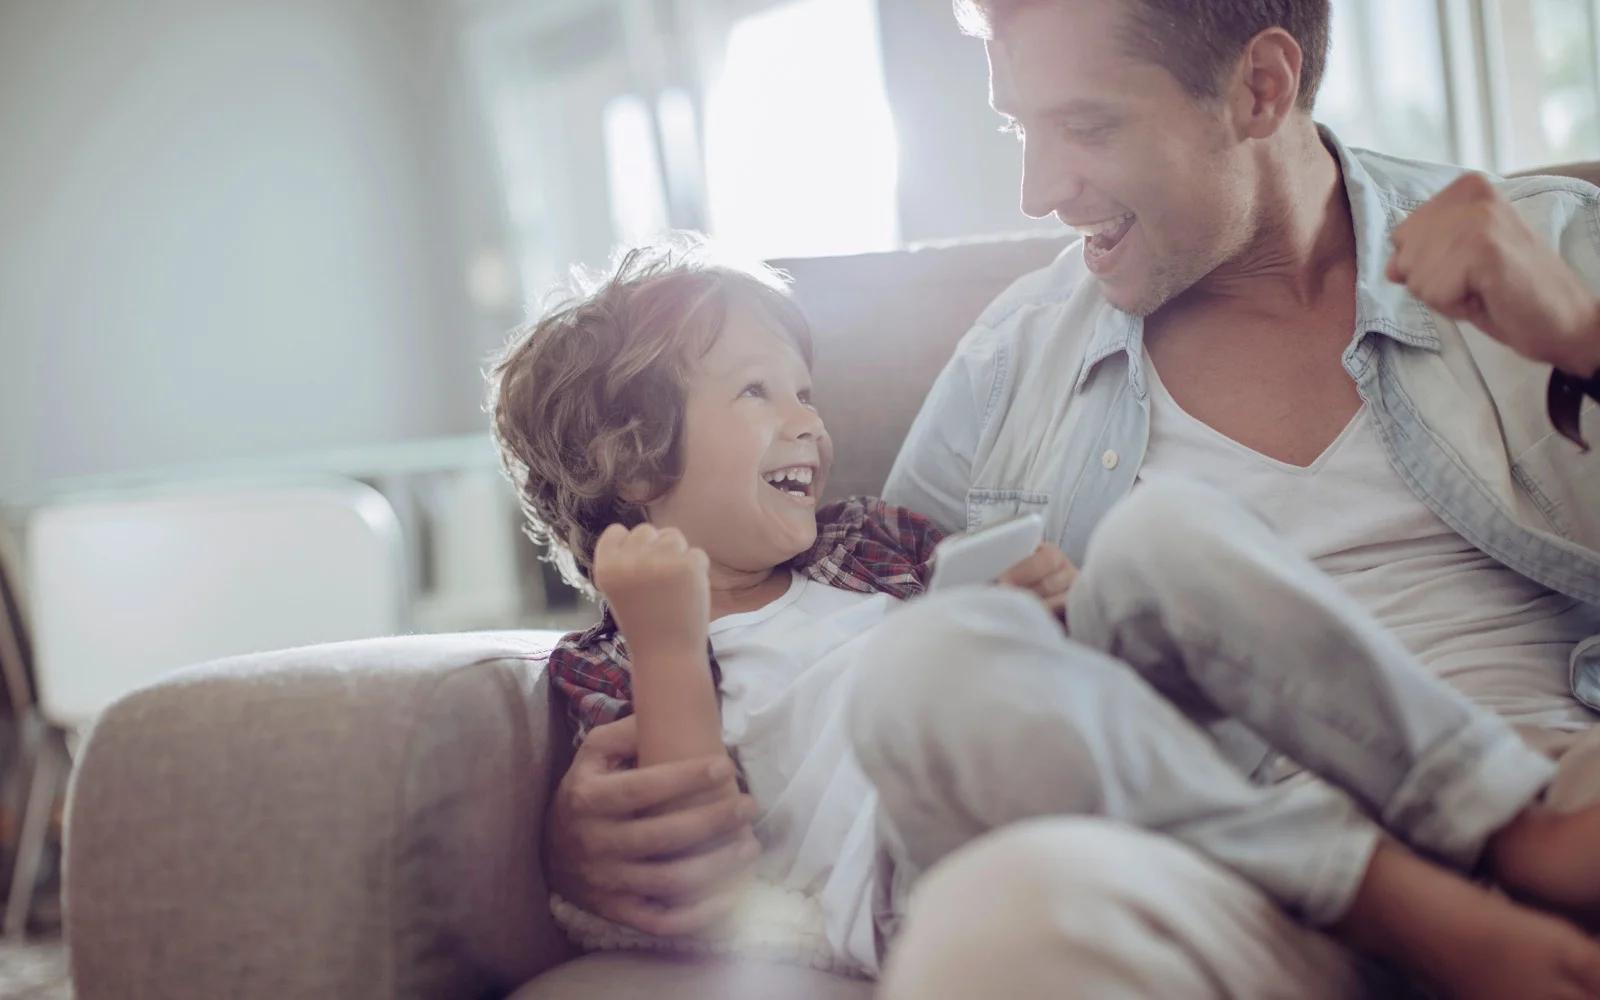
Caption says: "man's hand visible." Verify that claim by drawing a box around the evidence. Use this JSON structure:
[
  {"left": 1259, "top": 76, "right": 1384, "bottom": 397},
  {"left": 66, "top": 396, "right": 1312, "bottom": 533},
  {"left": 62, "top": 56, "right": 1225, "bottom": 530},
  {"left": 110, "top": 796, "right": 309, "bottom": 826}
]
[
  {"left": 545, "top": 714, "right": 761, "bottom": 937},
  {"left": 999, "top": 542, "right": 1078, "bottom": 622},
  {"left": 1387, "top": 173, "right": 1600, "bottom": 378},
  {"left": 593, "top": 524, "right": 711, "bottom": 659}
]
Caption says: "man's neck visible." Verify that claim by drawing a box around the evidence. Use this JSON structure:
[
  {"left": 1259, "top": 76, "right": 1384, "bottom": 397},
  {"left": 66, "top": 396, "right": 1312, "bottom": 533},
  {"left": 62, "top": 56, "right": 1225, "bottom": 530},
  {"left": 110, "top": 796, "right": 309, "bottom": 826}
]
[{"left": 1174, "top": 126, "right": 1355, "bottom": 317}]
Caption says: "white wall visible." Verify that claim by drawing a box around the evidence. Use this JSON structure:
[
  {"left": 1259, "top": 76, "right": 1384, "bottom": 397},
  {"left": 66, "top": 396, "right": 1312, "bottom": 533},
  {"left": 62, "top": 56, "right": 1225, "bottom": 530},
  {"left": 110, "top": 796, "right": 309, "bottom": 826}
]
[
  {"left": 0, "top": 0, "right": 504, "bottom": 501},
  {"left": 878, "top": 0, "right": 1059, "bottom": 243}
]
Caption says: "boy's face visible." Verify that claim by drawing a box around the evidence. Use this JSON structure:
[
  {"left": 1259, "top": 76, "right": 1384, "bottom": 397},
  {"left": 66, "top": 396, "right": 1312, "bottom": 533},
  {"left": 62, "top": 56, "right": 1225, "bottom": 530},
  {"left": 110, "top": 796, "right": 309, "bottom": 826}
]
[{"left": 644, "top": 300, "right": 833, "bottom": 574}]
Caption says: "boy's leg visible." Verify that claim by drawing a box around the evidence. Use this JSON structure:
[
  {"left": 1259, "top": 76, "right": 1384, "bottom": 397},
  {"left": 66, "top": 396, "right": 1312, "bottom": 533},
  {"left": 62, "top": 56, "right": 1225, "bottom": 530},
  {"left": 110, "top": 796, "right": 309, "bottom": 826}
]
[
  {"left": 849, "top": 585, "right": 1380, "bottom": 927},
  {"left": 1066, "top": 476, "right": 1556, "bottom": 869},
  {"left": 878, "top": 818, "right": 1390, "bottom": 1000}
]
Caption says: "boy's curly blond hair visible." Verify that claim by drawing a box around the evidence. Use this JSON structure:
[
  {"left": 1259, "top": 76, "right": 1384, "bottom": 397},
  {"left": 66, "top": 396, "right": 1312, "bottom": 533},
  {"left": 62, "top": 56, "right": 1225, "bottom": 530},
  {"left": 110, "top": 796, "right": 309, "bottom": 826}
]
[{"left": 488, "top": 234, "right": 813, "bottom": 595}]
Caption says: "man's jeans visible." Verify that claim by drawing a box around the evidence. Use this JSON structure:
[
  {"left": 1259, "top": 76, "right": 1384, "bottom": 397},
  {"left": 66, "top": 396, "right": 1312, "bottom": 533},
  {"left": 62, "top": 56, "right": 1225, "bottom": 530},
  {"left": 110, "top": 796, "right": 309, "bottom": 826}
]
[{"left": 849, "top": 476, "right": 1558, "bottom": 934}]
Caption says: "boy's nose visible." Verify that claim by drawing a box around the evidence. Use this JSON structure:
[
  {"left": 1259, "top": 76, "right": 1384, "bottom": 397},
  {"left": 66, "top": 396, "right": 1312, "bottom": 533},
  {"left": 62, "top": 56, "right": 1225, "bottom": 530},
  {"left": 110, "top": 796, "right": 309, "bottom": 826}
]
[{"left": 785, "top": 402, "right": 825, "bottom": 441}]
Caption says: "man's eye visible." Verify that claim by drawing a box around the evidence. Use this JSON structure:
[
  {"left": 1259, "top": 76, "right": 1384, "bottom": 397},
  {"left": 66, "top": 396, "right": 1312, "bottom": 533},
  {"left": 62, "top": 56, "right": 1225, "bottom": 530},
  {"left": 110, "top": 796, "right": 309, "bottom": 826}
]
[
  {"left": 739, "top": 381, "right": 767, "bottom": 399},
  {"left": 1065, "top": 123, "right": 1114, "bottom": 143}
]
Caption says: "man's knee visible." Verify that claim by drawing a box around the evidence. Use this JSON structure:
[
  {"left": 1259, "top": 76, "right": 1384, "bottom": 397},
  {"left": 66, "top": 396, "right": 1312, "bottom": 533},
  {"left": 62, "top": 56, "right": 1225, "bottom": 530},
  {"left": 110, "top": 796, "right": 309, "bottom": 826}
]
[{"left": 880, "top": 817, "right": 1224, "bottom": 999}]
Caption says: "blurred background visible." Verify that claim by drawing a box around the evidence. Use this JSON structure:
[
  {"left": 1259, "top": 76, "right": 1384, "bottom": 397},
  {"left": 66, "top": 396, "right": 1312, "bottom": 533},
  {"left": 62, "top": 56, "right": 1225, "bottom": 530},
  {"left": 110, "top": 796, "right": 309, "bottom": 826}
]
[{"left": 0, "top": 0, "right": 1598, "bottom": 954}]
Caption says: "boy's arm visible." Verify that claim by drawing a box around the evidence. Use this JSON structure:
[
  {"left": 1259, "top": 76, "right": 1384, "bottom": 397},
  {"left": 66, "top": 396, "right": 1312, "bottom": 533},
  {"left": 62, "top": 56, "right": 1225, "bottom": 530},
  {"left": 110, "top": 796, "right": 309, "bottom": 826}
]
[{"left": 592, "top": 523, "right": 732, "bottom": 787}]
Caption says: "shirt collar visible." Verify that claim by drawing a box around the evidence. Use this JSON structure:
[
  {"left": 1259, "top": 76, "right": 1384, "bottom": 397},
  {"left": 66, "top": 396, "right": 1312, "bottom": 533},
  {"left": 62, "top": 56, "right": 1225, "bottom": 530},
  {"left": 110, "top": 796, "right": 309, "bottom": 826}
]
[
  {"left": 1075, "top": 305, "right": 1144, "bottom": 394},
  {"left": 1074, "top": 126, "right": 1441, "bottom": 393},
  {"left": 1326, "top": 126, "right": 1443, "bottom": 353}
]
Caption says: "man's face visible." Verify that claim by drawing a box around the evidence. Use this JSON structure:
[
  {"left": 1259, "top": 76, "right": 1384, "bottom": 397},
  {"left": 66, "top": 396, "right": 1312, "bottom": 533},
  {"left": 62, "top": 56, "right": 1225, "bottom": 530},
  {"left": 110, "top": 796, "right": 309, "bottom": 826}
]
[{"left": 987, "top": 0, "right": 1256, "bottom": 315}]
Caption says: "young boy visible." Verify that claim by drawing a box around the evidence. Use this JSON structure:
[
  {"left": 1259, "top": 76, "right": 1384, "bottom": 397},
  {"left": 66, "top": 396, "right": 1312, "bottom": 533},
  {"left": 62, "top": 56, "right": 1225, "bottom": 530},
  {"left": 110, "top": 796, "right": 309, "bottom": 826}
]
[{"left": 490, "top": 236, "right": 1600, "bottom": 994}]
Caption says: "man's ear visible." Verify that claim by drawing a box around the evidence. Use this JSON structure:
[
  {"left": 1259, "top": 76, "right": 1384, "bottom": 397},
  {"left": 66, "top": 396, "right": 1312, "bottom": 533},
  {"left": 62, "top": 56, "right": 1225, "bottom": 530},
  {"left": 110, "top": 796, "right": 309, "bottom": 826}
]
[{"left": 1226, "top": 27, "right": 1303, "bottom": 140}]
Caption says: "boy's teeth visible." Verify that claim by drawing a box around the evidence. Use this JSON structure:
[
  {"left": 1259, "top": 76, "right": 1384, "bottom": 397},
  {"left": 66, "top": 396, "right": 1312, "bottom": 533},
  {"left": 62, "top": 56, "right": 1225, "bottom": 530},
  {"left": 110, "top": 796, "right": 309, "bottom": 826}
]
[{"left": 762, "top": 466, "right": 813, "bottom": 485}]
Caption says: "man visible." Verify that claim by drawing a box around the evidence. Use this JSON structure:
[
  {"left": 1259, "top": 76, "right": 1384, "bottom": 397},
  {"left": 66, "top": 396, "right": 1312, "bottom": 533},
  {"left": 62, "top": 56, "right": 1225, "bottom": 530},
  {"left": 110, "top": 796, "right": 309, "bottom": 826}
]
[
  {"left": 859, "top": 0, "right": 1600, "bottom": 995},
  {"left": 542, "top": 0, "right": 1600, "bottom": 993}
]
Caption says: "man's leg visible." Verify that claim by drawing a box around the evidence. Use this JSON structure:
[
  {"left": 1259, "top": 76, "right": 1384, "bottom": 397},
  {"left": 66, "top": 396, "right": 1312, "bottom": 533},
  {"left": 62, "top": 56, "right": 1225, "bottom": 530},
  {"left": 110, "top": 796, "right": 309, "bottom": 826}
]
[
  {"left": 878, "top": 818, "right": 1387, "bottom": 1000},
  {"left": 1066, "top": 476, "right": 1556, "bottom": 869},
  {"left": 849, "top": 585, "right": 1378, "bottom": 927}
]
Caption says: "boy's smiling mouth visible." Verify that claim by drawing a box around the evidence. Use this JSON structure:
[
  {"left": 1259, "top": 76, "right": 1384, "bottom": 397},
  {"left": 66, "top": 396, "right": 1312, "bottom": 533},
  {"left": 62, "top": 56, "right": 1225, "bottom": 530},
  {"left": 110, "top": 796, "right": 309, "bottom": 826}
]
[{"left": 761, "top": 464, "right": 815, "bottom": 502}]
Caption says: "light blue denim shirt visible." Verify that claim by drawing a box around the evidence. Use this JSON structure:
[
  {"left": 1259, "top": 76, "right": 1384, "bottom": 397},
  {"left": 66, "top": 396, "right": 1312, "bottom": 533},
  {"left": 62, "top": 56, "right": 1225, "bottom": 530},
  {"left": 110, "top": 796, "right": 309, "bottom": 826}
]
[{"left": 884, "top": 129, "right": 1600, "bottom": 712}]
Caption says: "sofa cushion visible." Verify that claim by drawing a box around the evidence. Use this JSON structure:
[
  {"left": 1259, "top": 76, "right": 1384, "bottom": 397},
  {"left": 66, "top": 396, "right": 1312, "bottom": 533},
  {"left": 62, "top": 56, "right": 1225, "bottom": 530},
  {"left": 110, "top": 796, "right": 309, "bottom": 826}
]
[{"left": 775, "top": 234, "right": 1069, "bottom": 502}]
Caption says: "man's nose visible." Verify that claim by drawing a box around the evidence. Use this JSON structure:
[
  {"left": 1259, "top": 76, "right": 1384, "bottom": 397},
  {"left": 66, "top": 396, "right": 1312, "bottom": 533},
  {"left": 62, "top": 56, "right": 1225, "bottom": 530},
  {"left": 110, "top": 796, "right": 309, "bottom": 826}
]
[{"left": 1020, "top": 139, "right": 1084, "bottom": 220}]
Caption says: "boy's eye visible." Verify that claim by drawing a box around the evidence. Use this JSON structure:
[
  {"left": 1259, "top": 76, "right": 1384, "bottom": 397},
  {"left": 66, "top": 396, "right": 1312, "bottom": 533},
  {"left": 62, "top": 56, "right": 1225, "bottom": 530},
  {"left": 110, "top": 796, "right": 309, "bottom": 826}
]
[
  {"left": 739, "top": 381, "right": 768, "bottom": 399},
  {"left": 798, "top": 388, "right": 814, "bottom": 406}
]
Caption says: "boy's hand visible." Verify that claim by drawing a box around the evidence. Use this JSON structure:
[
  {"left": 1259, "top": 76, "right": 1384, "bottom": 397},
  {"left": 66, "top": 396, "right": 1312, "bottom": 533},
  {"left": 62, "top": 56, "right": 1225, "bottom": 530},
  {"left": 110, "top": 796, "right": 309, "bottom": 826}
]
[
  {"left": 593, "top": 523, "right": 711, "bottom": 657},
  {"left": 999, "top": 542, "right": 1078, "bottom": 622}
]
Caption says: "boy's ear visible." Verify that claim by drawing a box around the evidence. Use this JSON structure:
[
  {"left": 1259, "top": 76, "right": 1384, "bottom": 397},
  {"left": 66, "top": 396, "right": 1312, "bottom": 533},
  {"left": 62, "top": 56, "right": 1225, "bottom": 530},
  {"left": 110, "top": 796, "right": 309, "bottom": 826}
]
[{"left": 618, "top": 478, "right": 654, "bottom": 506}]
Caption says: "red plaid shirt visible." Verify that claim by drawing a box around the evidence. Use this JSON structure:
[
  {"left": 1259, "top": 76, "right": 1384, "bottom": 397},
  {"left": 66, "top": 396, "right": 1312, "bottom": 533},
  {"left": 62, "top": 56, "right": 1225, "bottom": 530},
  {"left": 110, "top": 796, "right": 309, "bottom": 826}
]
[{"left": 548, "top": 496, "right": 945, "bottom": 747}]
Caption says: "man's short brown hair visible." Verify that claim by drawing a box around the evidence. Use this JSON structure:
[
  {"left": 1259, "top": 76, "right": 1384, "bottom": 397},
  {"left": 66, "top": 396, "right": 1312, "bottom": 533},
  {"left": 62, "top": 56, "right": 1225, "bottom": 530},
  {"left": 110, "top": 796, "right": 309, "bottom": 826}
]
[
  {"left": 488, "top": 235, "right": 813, "bottom": 594},
  {"left": 954, "top": 0, "right": 1331, "bottom": 111}
]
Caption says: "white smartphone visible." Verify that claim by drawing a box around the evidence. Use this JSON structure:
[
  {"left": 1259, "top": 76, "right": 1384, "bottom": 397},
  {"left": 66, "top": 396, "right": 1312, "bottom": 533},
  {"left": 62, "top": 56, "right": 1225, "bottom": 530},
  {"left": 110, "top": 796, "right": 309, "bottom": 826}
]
[{"left": 927, "top": 513, "right": 1046, "bottom": 593}]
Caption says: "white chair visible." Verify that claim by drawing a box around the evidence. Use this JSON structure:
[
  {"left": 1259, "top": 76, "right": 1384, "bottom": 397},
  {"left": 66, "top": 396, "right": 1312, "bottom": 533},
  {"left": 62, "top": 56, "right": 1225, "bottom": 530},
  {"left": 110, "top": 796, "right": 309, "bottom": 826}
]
[{"left": 7, "top": 477, "right": 406, "bottom": 935}]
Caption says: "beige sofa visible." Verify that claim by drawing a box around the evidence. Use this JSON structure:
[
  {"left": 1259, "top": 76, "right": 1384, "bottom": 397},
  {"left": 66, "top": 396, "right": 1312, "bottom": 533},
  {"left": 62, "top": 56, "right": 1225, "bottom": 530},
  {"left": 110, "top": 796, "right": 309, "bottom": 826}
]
[{"left": 62, "top": 234, "right": 1069, "bottom": 1000}]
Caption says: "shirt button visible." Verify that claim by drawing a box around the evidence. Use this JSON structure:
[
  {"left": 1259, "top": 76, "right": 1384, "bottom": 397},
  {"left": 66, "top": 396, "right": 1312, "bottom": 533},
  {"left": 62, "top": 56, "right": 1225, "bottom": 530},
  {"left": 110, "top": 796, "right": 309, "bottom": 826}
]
[{"left": 1101, "top": 449, "right": 1119, "bottom": 470}]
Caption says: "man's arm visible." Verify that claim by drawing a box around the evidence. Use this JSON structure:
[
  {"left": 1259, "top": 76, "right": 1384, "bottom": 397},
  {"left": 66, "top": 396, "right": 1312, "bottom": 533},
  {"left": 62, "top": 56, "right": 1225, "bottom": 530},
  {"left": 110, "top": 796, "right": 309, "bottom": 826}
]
[{"left": 882, "top": 335, "right": 1001, "bottom": 533}]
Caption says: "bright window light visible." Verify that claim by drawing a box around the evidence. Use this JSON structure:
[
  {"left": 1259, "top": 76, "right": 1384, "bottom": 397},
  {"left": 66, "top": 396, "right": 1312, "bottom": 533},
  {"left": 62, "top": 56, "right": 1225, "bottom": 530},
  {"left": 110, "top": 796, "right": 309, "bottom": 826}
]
[
  {"left": 603, "top": 93, "right": 671, "bottom": 247},
  {"left": 704, "top": 0, "right": 900, "bottom": 259},
  {"left": 1317, "top": 0, "right": 1452, "bottom": 163}
]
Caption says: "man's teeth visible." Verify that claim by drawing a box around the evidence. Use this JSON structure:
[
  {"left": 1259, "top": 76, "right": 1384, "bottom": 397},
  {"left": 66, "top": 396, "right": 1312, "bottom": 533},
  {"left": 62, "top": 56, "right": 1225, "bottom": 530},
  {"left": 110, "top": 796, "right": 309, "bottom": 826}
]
[{"left": 1072, "top": 213, "right": 1134, "bottom": 239}]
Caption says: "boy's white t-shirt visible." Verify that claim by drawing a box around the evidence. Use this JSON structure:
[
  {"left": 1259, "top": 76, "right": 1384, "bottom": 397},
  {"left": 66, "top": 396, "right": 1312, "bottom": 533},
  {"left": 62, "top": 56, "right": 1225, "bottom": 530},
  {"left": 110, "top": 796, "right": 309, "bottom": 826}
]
[{"left": 710, "top": 572, "right": 896, "bottom": 975}]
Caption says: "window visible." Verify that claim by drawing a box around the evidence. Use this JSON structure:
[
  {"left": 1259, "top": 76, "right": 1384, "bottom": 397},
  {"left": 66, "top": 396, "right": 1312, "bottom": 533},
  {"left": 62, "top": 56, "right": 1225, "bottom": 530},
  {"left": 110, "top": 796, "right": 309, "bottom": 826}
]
[
  {"left": 602, "top": 93, "right": 670, "bottom": 247},
  {"left": 1318, "top": 0, "right": 1453, "bottom": 164},
  {"left": 703, "top": 0, "right": 899, "bottom": 258},
  {"left": 1318, "top": 0, "right": 1600, "bottom": 173},
  {"left": 1524, "top": 0, "right": 1600, "bottom": 165}
]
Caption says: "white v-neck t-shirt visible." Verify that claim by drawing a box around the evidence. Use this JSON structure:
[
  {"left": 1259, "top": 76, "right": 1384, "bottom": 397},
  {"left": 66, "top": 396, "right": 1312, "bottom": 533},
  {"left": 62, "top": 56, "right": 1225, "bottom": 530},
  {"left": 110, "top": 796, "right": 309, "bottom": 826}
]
[
  {"left": 1139, "top": 356, "right": 1597, "bottom": 733},
  {"left": 710, "top": 572, "right": 898, "bottom": 973}
]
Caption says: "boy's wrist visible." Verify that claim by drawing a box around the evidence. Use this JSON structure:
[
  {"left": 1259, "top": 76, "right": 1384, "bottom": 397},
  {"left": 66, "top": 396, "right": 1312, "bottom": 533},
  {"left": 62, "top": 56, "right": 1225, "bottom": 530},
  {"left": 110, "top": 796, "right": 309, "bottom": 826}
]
[{"left": 627, "top": 633, "right": 709, "bottom": 671}]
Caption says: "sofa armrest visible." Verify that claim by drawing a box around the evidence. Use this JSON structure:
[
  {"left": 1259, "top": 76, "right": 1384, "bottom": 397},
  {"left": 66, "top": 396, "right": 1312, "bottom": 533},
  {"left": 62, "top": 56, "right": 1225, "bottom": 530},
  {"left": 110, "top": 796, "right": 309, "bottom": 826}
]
[{"left": 65, "top": 631, "right": 576, "bottom": 1000}]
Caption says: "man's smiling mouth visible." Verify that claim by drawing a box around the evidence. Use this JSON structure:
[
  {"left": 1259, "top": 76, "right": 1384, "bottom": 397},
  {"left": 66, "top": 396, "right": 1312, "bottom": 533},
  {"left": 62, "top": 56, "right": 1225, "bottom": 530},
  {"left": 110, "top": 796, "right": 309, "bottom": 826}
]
[{"left": 1069, "top": 213, "right": 1136, "bottom": 254}]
